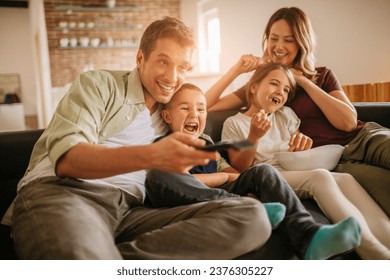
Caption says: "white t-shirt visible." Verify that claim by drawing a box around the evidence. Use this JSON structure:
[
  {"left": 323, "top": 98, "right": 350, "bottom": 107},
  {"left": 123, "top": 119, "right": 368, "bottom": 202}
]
[
  {"left": 221, "top": 106, "right": 300, "bottom": 170},
  {"left": 18, "top": 106, "right": 167, "bottom": 203}
]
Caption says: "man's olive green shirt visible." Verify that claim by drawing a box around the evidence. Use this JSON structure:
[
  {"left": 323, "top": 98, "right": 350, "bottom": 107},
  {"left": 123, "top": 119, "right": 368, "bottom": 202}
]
[{"left": 26, "top": 68, "right": 147, "bottom": 174}]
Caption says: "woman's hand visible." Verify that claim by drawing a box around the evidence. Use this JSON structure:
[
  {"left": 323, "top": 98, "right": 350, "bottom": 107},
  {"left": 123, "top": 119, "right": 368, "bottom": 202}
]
[
  {"left": 290, "top": 68, "right": 358, "bottom": 131},
  {"left": 290, "top": 68, "right": 309, "bottom": 86},
  {"left": 288, "top": 131, "right": 313, "bottom": 151}
]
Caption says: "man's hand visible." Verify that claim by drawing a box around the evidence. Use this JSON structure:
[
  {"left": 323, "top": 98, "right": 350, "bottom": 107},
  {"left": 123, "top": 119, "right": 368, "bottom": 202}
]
[{"left": 149, "top": 132, "right": 219, "bottom": 173}]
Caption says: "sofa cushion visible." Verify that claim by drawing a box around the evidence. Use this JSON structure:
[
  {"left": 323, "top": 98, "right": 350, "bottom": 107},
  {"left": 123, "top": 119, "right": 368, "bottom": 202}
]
[{"left": 275, "top": 144, "right": 345, "bottom": 171}]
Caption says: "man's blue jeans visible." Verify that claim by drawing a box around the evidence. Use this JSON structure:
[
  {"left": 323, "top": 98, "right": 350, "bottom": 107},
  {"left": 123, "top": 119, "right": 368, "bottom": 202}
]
[{"left": 145, "top": 163, "right": 319, "bottom": 259}]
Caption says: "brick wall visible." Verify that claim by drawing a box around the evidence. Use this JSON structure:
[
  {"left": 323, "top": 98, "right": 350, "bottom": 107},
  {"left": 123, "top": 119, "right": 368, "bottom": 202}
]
[{"left": 44, "top": 0, "right": 180, "bottom": 87}]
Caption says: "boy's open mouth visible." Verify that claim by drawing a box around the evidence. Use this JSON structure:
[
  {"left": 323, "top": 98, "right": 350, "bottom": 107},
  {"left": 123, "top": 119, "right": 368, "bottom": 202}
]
[{"left": 184, "top": 122, "right": 199, "bottom": 133}]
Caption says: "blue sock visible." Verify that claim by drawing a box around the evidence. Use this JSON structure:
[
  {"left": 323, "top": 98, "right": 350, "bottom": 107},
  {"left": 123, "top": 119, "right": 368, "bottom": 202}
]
[
  {"left": 263, "top": 202, "right": 286, "bottom": 229},
  {"left": 304, "top": 217, "right": 361, "bottom": 260}
]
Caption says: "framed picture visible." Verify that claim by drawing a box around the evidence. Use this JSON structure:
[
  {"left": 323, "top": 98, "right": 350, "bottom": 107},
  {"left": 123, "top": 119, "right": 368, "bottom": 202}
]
[{"left": 0, "top": 73, "right": 21, "bottom": 103}]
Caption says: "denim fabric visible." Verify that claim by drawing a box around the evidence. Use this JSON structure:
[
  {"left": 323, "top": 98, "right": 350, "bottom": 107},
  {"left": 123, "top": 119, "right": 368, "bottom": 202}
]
[{"left": 145, "top": 164, "right": 320, "bottom": 259}]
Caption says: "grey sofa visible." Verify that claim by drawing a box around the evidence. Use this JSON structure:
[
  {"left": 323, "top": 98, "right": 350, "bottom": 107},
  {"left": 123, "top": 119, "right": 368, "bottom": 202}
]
[{"left": 1, "top": 102, "right": 389, "bottom": 259}]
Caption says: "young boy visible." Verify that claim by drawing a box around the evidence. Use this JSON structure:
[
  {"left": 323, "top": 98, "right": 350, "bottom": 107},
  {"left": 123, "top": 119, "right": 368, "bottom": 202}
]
[{"left": 145, "top": 82, "right": 361, "bottom": 260}]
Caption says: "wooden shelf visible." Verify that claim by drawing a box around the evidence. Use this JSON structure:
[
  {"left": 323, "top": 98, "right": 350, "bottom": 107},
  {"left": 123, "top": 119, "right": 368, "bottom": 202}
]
[
  {"left": 54, "top": 5, "right": 144, "bottom": 12},
  {"left": 56, "top": 25, "right": 143, "bottom": 31},
  {"left": 58, "top": 45, "right": 138, "bottom": 50}
]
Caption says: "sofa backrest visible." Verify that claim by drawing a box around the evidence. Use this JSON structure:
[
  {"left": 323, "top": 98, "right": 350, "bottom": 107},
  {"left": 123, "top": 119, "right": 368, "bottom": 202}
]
[
  {"left": 205, "top": 102, "right": 390, "bottom": 143},
  {"left": 353, "top": 102, "right": 390, "bottom": 128}
]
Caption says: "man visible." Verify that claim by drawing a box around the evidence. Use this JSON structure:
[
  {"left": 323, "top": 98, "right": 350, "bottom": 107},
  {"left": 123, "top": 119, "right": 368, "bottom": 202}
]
[{"left": 10, "top": 17, "right": 270, "bottom": 259}]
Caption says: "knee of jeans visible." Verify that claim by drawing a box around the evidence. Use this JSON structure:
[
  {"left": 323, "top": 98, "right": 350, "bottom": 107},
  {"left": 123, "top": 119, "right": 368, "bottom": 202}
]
[
  {"left": 146, "top": 169, "right": 166, "bottom": 183},
  {"left": 250, "top": 163, "right": 278, "bottom": 177},
  {"left": 250, "top": 164, "right": 284, "bottom": 186}
]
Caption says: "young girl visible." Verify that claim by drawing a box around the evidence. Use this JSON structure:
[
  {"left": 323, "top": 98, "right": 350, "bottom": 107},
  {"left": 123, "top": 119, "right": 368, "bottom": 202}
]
[{"left": 222, "top": 63, "right": 390, "bottom": 260}]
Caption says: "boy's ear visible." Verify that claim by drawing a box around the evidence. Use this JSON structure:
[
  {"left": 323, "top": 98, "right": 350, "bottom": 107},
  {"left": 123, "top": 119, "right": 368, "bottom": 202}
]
[{"left": 161, "top": 109, "right": 172, "bottom": 124}]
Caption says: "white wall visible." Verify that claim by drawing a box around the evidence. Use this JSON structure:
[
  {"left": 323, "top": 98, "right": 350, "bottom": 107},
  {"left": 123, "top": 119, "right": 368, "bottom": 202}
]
[
  {"left": 0, "top": 7, "right": 37, "bottom": 116},
  {"left": 29, "top": 0, "right": 53, "bottom": 127},
  {"left": 182, "top": 0, "right": 390, "bottom": 87}
]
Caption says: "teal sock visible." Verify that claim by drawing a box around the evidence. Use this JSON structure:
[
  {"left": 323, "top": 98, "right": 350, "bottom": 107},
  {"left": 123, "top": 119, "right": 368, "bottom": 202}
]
[
  {"left": 304, "top": 217, "right": 361, "bottom": 260},
  {"left": 263, "top": 202, "right": 286, "bottom": 229}
]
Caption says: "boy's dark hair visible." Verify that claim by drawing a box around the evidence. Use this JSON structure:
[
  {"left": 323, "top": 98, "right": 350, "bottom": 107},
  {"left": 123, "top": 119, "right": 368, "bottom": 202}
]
[
  {"left": 177, "top": 83, "right": 203, "bottom": 94},
  {"left": 163, "top": 83, "right": 204, "bottom": 110},
  {"left": 139, "top": 17, "right": 195, "bottom": 60}
]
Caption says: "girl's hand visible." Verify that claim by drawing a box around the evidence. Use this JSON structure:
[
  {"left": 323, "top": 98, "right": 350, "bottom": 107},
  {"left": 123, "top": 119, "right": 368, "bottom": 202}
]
[
  {"left": 233, "top": 54, "right": 265, "bottom": 75},
  {"left": 289, "top": 132, "right": 313, "bottom": 151},
  {"left": 248, "top": 110, "right": 271, "bottom": 141}
]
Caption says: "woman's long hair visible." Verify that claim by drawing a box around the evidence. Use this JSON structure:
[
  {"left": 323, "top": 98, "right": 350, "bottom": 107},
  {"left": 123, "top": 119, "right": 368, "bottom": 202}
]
[{"left": 262, "top": 7, "right": 317, "bottom": 80}]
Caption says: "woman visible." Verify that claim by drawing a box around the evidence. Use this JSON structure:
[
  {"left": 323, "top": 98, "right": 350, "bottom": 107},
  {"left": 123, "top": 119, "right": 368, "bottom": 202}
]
[{"left": 205, "top": 6, "right": 390, "bottom": 217}]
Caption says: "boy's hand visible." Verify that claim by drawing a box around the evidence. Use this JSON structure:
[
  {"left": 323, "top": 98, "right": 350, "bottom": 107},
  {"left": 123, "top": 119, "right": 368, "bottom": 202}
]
[
  {"left": 248, "top": 110, "right": 271, "bottom": 142},
  {"left": 288, "top": 132, "right": 313, "bottom": 151},
  {"left": 149, "top": 132, "right": 218, "bottom": 173}
]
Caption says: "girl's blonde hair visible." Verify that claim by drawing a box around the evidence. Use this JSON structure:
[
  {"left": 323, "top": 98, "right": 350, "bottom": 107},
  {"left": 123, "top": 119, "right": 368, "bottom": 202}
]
[
  {"left": 262, "top": 7, "right": 317, "bottom": 80},
  {"left": 246, "top": 63, "right": 296, "bottom": 108}
]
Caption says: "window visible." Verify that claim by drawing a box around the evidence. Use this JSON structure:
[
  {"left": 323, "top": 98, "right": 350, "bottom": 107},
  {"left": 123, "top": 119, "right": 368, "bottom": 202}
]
[{"left": 197, "top": 1, "right": 221, "bottom": 73}]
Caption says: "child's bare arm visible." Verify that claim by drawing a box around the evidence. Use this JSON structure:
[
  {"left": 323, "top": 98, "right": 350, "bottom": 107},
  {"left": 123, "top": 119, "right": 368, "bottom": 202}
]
[
  {"left": 193, "top": 173, "right": 231, "bottom": 188},
  {"left": 193, "top": 166, "right": 240, "bottom": 188}
]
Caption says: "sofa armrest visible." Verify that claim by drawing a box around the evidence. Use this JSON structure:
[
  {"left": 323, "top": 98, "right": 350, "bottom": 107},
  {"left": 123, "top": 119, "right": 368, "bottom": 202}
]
[{"left": 0, "top": 129, "right": 44, "bottom": 218}]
